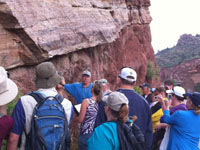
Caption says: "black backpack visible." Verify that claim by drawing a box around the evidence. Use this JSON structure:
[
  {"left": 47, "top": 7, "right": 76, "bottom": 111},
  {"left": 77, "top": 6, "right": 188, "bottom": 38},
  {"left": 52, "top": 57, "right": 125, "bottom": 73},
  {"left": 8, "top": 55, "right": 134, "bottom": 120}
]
[
  {"left": 24, "top": 92, "right": 71, "bottom": 150},
  {"left": 114, "top": 120, "right": 145, "bottom": 150}
]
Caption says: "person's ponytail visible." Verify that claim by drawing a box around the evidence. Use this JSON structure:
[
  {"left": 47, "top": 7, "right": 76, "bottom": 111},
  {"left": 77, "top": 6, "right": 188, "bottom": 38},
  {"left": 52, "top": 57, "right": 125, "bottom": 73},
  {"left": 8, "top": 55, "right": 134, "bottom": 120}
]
[
  {"left": 118, "top": 104, "right": 129, "bottom": 123},
  {"left": 193, "top": 104, "right": 200, "bottom": 115}
]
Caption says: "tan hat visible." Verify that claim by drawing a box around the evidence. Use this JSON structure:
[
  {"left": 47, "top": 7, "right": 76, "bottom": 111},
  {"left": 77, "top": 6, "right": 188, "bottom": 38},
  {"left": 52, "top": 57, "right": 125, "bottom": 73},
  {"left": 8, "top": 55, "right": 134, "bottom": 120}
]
[
  {"left": 35, "top": 62, "right": 62, "bottom": 89},
  {"left": 103, "top": 91, "right": 129, "bottom": 111},
  {"left": 0, "top": 67, "right": 18, "bottom": 106}
]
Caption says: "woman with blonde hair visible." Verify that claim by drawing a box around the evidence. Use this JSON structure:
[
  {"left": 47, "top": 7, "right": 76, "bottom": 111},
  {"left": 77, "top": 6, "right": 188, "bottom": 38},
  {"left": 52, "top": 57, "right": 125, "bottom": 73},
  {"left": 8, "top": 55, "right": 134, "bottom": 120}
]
[
  {"left": 78, "top": 80, "right": 103, "bottom": 150},
  {"left": 161, "top": 92, "right": 200, "bottom": 150}
]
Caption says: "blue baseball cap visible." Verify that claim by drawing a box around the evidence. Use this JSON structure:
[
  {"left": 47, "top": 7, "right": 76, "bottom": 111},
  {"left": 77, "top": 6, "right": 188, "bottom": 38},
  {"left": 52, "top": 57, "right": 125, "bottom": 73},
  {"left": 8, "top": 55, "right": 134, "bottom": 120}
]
[
  {"left": 140, "top": 83, "right": 150, "bottom": 89},
  {"left": 185, "top": 92, "right": 200, "bottom": 108}
]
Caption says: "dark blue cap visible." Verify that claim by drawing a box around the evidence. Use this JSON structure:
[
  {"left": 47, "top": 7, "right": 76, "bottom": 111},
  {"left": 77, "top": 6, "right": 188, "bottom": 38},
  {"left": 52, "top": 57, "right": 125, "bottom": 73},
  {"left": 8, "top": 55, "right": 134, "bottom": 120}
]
[
  {"left": 185, "top": 92, "right": 200, "bottom": 108},
  {"left": 140, "top": 83, "right": 150, "bottom": 89}
]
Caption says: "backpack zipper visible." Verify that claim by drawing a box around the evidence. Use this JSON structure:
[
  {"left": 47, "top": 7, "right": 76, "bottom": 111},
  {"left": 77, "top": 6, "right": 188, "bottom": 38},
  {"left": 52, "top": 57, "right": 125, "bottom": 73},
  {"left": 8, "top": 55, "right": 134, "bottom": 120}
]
[{"left": 34, "top": 115, "right": 65, "bottom": 120}]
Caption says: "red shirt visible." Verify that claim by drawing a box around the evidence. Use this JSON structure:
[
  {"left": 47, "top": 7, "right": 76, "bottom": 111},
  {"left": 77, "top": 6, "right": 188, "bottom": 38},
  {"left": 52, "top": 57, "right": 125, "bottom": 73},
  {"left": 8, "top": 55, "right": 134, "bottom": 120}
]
[{"left": 0, "top": 115, "right": 13, "bottom": 150}]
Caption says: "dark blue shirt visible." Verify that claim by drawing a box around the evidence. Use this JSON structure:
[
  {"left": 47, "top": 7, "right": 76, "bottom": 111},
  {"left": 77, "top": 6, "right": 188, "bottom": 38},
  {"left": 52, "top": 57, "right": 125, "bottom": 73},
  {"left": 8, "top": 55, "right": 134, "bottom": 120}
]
[
  {"left": 117, "top": 89, "right": 153, "bottom": 150},
  {"left": 64, "top": 83, "right": 92, "bottom": 104},
  {"left": 94, "top": 100, "right": 107, "bottom": 128}
]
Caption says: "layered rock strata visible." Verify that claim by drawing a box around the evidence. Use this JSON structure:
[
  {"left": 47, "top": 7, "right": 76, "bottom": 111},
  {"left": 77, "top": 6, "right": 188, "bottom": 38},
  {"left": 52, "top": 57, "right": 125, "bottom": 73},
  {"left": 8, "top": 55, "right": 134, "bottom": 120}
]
[{"left": 0, "top": 0, "right": 157, "bottom": 93}]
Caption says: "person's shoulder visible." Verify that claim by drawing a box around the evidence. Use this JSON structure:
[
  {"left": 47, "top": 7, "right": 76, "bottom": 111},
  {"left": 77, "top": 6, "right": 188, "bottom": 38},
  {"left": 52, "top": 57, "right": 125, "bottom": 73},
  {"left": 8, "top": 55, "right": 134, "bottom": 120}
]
[
  {"left": 95, "top": 122, "right": 117, "bottom": 133},
  {"left": 62, "top": 98, "right": 73, "bottom": 106}
]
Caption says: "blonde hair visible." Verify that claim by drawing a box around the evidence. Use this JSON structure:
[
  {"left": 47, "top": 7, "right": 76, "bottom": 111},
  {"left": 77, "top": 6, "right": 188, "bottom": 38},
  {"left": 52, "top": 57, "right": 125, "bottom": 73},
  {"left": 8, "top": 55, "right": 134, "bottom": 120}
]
[
  {"left": 118, "top": 104, "right": 129, "bottom": 123},
  {"left": 93, "top": 81, "right": 103, "bottom": 103},
  {"left": 110, "top": 104, "right": 129, "bottom": 123}
]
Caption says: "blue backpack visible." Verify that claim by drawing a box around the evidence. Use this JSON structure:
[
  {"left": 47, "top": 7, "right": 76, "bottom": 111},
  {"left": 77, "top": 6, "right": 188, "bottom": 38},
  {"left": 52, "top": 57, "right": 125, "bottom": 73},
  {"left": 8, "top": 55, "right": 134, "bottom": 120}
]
[{"left": 24, "top": 92, "right": 71, "bottom": 150}]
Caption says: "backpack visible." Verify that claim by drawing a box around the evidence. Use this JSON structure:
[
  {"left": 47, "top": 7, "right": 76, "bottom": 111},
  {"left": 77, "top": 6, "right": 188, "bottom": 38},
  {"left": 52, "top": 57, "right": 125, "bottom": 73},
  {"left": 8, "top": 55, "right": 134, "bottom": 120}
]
[
  {"left": 114, "top": 120, "right": 145, "bottom": 150},
  {"left": 24, "top": 91, "right": 71, "bottom": 150}
]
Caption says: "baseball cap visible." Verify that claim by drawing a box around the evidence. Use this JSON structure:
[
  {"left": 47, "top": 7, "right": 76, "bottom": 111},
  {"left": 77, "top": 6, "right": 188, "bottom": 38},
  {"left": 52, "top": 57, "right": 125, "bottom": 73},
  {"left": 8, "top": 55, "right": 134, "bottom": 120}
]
[
  {"left": 102, "top": 91, "right": 129, "bottom": 111},
  {"left": 185, "top": 92, "right": 200, "bottom": 108},
  {"left": 82, "top": 70, "right": 91, "bottom": 77},
  {"left": 140, "top": 83, "right": 150, "bottom": 89},
  {"left": 166, "top": 86, "right": 185, "bottom": 98},
  {"left": 119, "top": 67, "right": 137, "bottom": 82}
]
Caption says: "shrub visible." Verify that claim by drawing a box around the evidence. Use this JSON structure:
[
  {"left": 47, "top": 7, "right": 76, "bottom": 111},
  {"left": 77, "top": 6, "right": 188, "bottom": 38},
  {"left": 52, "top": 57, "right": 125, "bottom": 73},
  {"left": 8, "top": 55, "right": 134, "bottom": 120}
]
[
  {"left": 194, "top": 82, "right": 200, "bottom": 92},
  {"left": 146, "top": 61, "right": 160, "bottom": 81},
  {"left": 134, "top": 86, "right": 142, "bottom": 95}
]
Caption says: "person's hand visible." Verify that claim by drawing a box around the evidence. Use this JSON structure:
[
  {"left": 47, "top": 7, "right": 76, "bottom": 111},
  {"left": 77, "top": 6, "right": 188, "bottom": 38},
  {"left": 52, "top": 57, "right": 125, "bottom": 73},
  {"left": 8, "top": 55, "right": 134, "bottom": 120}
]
[{"left": 161, "top": 98, "right": 170, "bottom": 111}]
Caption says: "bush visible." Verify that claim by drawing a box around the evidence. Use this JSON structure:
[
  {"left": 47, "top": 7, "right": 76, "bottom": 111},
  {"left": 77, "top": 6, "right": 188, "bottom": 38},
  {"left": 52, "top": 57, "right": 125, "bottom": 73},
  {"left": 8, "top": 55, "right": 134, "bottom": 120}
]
[
  {"left": 194, "top": 82, "right": 200, "bottom": 92},
  {"left": 134, "top": 86, "right": 142, "bottom": 95},
  {"left": 146, "top": 61, "right": 160, "bottom": 81}
]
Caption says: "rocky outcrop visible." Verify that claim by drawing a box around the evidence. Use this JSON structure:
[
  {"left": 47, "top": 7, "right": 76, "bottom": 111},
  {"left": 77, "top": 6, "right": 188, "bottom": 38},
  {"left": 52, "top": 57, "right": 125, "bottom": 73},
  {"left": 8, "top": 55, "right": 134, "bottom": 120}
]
[
  {"left": 161, "top": 58, "right": 200, "bottom": 91},
  {"left": 0, "top": 0, "right": 157, "bottom": 93}
]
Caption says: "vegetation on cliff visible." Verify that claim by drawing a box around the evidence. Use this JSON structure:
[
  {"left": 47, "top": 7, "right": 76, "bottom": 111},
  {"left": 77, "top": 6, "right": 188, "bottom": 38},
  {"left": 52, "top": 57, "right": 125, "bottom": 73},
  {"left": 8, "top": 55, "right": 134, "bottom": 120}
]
[{"left": 155, "top": 34, "right": 200, "bottom": 68}]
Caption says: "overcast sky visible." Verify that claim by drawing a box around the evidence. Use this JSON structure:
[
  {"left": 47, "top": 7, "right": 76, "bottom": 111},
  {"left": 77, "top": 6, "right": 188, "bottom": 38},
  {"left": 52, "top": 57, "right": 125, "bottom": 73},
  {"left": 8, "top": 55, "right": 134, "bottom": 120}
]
[{"left": 149, "top": 0, "right": 200, "bottom": 54}]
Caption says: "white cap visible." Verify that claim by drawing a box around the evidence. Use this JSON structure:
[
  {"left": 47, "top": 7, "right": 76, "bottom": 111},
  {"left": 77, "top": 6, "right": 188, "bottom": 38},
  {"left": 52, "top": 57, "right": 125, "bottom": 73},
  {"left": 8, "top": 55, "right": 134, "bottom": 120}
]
[
  {"left": 82, "top": 70, "right": 91, "bottom": 77},
  {"left": 166, "top": 86, "right": 185, "bottom": 98},
  {"left": 119, "top": 67, "right": 137, "bottom": 82}
]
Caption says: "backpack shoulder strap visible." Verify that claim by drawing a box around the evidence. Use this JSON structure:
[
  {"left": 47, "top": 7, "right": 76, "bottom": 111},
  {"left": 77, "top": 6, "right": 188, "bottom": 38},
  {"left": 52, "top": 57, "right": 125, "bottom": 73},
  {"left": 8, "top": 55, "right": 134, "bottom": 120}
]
[
  {"left": 55, "top": 94, "right": 64, "bottom": 103},
  {"left": 27, "top": 91, "right": 45, "bottom": 104}
]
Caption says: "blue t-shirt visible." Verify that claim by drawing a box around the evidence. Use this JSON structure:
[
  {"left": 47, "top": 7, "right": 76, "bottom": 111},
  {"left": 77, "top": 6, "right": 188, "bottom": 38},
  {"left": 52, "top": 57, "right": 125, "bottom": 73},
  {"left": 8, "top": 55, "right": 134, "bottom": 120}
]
[
  {"left": 88, "top": 122, "right": 120, "bottom": 150},
  {"left": 64, "top": 83, "right": 92, "bottom": 104},
  {"left": 117, "top": 88, "right": 153, "bottom": 150},
  {"left": 163, "top": 110, "right": 200, "bottom": 150}
]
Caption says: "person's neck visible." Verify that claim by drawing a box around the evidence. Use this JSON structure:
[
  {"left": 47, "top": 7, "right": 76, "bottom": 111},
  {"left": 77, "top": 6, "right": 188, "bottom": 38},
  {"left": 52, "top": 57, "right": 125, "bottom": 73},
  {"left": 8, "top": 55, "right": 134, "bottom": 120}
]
[
  {"left": 0, "top": 105, "right": 7, "bottom": 115},
  {"left": 120, "top": 84, "right": 133, "bottom": 90},
  {"left": 107, "top": 115, "right": 117, "bottom": 121},
  {"left": 83, "top": 82, "right": 90, "bottom": 87},
  {"left": 172, "top": 100, "right": 182, "bottom": 107}
]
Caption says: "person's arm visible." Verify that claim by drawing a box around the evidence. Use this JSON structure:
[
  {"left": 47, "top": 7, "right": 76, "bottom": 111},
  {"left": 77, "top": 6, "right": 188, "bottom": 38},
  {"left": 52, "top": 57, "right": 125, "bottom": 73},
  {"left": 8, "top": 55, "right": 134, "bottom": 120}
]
[
  {"left": 64, "top": 83, "right": 77, "bottom": 97},
  {"left": 7, "top": 99, "right": 25, "bottom": 150},
  {"left": 78, "top": 99, "right": 89, "bottom": 123},
  {"left": 6, "top": 133, "right": 19, "bottom": 150}
]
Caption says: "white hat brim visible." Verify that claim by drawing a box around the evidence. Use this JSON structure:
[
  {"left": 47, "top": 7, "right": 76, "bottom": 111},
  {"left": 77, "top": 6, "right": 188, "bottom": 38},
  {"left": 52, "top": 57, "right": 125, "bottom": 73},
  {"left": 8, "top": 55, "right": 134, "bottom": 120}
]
[{"left": 0, "top": 78, "right": 18, "bottom": 106}]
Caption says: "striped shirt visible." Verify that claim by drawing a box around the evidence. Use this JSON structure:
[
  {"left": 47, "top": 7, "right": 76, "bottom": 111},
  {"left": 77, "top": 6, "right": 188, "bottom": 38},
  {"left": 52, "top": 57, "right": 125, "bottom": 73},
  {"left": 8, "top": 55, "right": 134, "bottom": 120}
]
[{"left": 80, "top": 98, "right": 98, "bottom": 135}]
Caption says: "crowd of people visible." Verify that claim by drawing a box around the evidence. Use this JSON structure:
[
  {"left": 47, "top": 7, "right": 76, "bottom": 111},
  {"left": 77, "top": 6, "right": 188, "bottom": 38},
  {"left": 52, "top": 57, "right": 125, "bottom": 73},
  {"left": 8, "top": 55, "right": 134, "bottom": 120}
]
[{"left": 0, "top": 62, "right": 200, "bottom": 150}]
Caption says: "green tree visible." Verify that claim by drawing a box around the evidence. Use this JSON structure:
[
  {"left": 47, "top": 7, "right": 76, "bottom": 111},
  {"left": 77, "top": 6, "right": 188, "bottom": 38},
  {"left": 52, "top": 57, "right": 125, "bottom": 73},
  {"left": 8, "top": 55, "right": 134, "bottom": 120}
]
[{"left": 146, "top": 61, "right": 160, "bottom": 81}]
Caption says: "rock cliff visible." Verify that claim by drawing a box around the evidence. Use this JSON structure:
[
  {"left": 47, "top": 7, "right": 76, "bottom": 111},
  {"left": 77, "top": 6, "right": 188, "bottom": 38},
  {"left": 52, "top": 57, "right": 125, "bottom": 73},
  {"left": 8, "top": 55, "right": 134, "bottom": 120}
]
[{"left": 0, "top": 0, "right": 157, "bottom": 93}]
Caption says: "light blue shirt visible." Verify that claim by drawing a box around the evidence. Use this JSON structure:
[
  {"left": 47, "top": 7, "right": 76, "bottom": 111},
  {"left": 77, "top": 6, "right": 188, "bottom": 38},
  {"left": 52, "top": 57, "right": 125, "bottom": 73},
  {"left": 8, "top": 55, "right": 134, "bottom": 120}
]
[
  {"left": 64, "top": 82, "right": 92, "bottom": 104},
  {"left": 88, "top": 122, "right": 120, "bottom": 150},
  {"left": 163, "top": 110, "right": 200, "bottom": 150}
]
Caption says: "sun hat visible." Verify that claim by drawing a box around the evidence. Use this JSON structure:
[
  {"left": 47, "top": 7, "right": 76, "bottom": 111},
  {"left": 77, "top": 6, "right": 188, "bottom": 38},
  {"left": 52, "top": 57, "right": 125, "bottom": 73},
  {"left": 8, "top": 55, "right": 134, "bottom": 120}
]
[
  {"left": 119, "top": 67, "right": 137, "bottom": 82},
  {"left": 185, "top": 92, "right": 200, "bottom": 108},
  {"left": 99, "top": 79, "right": 108, "bottom": 86},
  {"left": 35, "top": 62, "right": 62, "bottom": 89},
  {"left": 0, "top": 67, "right": 18, "bottom": 106},
  {"left": 166, "top": 86, "right": 185, "bottom": 98},
  {"left": 102, "top": 91, "right": 129, "bottom": 111},
  {"left": 82, "top": 70, "right": 91, "bottom": 77}
]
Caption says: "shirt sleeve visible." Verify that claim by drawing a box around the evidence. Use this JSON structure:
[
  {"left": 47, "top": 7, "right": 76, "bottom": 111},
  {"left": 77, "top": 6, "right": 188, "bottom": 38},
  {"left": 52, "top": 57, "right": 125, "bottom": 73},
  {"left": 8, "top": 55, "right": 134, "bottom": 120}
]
[
  {"left": 11, "top": 99, "right": 26, "bottom": 135},
  {"left": 64, "top": 84, "right": 77, "bottom": 97},
  {"left": 162, "top": 110, "right": 180, "bottom": 125}
]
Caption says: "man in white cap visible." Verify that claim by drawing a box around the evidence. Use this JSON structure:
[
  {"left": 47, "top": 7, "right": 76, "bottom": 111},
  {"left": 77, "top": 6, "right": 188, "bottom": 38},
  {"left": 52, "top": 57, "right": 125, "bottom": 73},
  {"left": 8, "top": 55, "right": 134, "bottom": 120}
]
[
  {"left": 7, "top": 62, "right": 73, "bottom": 150},
  {"left": 117, "top": 66, "right": 153, "bottom": 150},
  {"left": 64, "top": 70, "right": 92, "bottom": 104},
  {"left": 0, "top": 67, "right": 18, "bottom": 148}
]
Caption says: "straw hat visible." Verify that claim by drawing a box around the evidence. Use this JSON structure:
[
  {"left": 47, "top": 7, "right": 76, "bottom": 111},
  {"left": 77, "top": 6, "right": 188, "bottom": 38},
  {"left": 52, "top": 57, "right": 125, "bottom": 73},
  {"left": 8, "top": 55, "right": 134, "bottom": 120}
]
[{"left": 0, "top": 67, "right": 18, "bottom": 106}]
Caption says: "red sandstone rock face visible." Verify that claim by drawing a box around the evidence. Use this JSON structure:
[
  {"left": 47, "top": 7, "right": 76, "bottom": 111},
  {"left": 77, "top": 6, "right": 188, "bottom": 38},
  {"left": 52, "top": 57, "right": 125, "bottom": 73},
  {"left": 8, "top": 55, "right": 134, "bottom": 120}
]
[
  {"left": 0, "top": 0, "right": 159, "bottom": 93},
  {"left": 161, "top": 58, "right": 200, "bottom": 91}
]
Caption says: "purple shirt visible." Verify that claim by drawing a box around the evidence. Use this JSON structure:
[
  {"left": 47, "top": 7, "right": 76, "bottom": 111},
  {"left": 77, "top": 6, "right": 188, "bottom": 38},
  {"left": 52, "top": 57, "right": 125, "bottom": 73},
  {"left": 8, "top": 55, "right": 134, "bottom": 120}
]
[
  {"left": 170, "top": 104, "right": 187, "bottom": 114},
  {"left": 160, "top": 104, "right": 187, "bottom": 123},
  {"left": 0, "top": 115, "right": 13, "bottom": 149}
]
